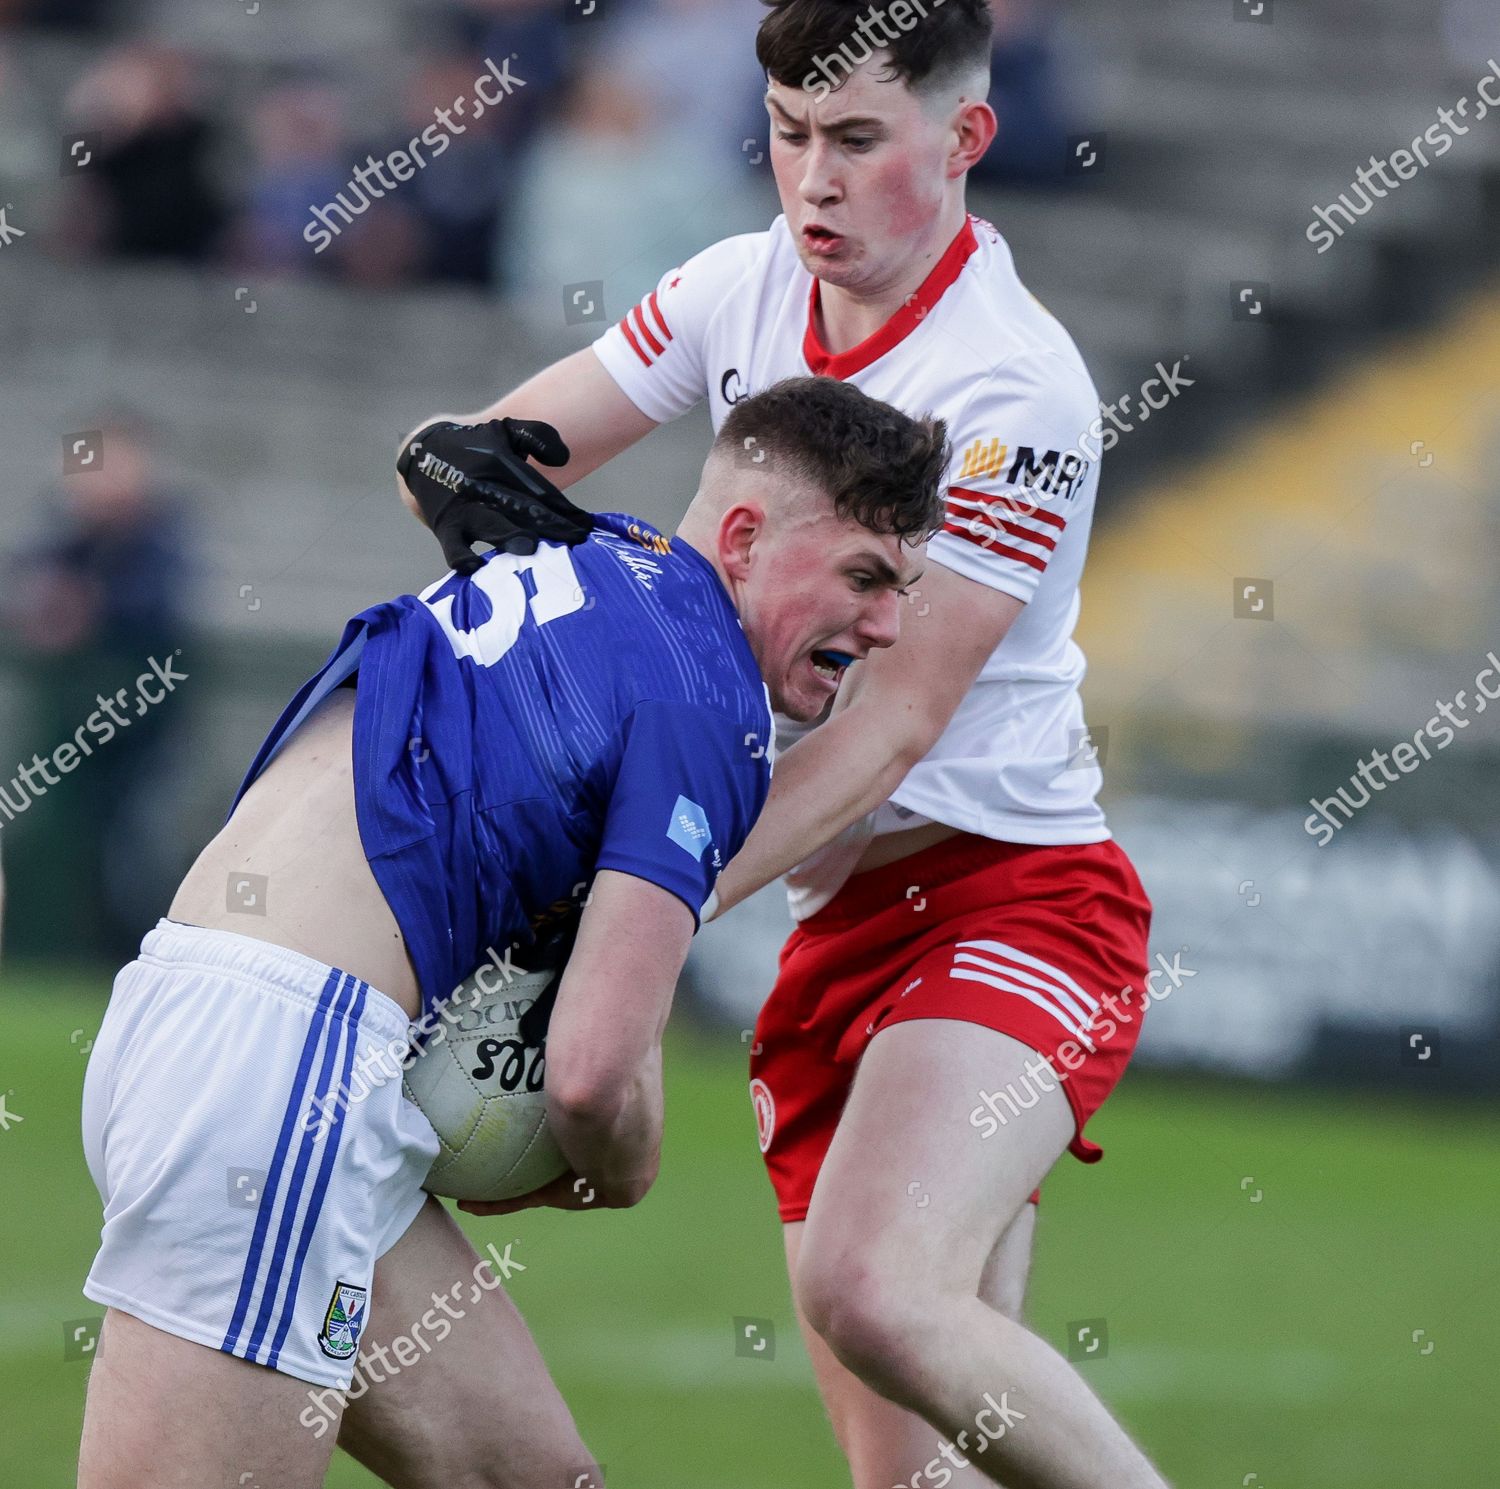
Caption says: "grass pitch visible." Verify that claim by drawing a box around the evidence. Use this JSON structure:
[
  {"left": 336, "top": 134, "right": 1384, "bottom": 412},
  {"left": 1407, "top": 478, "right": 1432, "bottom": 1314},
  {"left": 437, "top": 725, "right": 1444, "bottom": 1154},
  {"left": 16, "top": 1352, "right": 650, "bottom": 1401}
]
[{"left": 3, "top": 966, "right": 1492, "bottom": 1487}]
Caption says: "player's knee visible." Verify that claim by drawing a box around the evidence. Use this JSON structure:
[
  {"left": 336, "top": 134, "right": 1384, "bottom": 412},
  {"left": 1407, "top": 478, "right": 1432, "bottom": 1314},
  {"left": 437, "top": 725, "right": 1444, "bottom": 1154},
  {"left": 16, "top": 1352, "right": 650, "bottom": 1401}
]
[{"left": 796, "top": 1248, "right": 936, "bottom": 1399}]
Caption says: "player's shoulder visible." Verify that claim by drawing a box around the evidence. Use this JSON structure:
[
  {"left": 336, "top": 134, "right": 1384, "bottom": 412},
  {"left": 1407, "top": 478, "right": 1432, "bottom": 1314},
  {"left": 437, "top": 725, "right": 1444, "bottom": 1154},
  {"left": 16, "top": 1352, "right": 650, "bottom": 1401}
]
[
  {"left": 587, "top": 511, "right": 677, "bottom": 564},
  {"left": 952, "top": 214, "right": 1098, "bottom": 416},
  {"left": 585, "top": 514, "right": 768, "bottom": 719},
  {"left": 668, "top": 217, "right": 808, "bottom": 298},
  {"left": 664, "top": 226, "right": 779, "bottom": 303}
]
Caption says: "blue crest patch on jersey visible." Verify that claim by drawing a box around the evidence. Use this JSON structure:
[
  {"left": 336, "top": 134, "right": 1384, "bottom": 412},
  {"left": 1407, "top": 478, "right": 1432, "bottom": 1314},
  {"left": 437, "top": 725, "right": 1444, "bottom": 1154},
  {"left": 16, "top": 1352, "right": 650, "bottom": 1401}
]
[
  {"left": 317, "top": 1280, "right": 368, "bottom": 1361},
  {"left": 667, "top": 795, "right": 712, "bottom": 860}
]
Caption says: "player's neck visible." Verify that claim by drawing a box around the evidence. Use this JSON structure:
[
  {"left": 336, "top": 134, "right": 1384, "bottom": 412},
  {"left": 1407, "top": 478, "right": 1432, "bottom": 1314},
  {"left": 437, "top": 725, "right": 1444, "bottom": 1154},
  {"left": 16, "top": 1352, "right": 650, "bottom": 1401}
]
[
  {"left": 813, "top": 202, "right": 970, "bottom": 355},
  {"left": 672, "top": 522, "right": 735, "bottom": 604}
]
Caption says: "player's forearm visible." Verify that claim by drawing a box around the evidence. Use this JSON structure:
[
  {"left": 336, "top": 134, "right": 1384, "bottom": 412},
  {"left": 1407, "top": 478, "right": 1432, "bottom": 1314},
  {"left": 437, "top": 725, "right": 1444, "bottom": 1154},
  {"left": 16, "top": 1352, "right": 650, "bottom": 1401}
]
[
  {"left": 547, "top": 1046, "right": 663, "bottom": 1206},
  {"left": 543, "top": 873, "right": 689, "bottom": 1203},
  {"left": 711, "top": 703, "right": 924, "bottom": 917}
]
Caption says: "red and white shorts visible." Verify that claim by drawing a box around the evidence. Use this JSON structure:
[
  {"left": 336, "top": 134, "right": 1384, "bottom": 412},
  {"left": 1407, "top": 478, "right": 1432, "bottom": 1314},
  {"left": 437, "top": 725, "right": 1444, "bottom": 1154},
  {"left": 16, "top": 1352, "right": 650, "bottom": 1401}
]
[{"left": 749, "top": 834, "right": 1152, "bottom": 1223}]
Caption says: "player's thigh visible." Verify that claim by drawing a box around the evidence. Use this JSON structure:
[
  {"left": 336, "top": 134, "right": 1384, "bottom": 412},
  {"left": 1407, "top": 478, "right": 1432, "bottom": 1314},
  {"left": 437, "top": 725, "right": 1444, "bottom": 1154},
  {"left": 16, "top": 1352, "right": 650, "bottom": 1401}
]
[
  {"left": 336, "top": 1195, "right": 593, "bottom": 1489},
  {"left": 79, "top": 1306, "right": 339, "bottom": 1489},
  {"left": 796, "top": 1019, "right": 1069, "bottom": 1317}
]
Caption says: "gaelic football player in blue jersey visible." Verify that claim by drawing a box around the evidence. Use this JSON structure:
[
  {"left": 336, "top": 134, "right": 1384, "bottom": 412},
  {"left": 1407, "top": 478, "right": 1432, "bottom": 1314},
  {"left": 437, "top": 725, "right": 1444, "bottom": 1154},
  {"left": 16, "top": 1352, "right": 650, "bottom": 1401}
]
[{"left": 77, "top": 378, "right": 944, "bottom": 1489}]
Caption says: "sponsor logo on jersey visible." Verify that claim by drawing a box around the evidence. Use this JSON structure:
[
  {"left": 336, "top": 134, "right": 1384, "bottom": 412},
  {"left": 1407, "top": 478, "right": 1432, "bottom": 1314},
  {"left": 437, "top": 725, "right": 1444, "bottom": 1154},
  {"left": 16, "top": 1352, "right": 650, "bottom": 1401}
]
[
  {"left": 720, "top": 367, "right": 750, "bottom": 405},
  {"left": 955, "top": 441, "right": 1089, "bottom": 501},
  {"left": 956, "top": 437, "right": 1009, "bottom": 481},
  {"left": 749, "top": 1077, "right": 776, "bottom": 1153},
  {"left": 1005, "top": 446, "right": 1090, "bottom": 501},
  {"left": 317, "top": 1280, "right": 368, "bottom": 1360},
  {"left": 667, "top": 794, "right": 712, "bottom": 860},
  {"left": 625, "top": 520, "right": 672, "bottom": 556}
]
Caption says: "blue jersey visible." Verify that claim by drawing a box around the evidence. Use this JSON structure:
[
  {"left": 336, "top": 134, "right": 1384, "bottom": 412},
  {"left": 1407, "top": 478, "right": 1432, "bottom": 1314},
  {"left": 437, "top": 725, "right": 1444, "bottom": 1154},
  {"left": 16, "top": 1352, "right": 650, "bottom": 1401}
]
[{"left": 235, "top": 513, "right": 773, "bottom": 1020}]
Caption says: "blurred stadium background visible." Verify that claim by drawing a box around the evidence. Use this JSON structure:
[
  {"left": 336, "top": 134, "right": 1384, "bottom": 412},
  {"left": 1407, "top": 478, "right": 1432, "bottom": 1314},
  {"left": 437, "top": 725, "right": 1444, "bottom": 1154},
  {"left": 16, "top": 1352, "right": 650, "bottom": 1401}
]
[{"left": 1, "top": 0, "right": 1498, "bottom": 1484}]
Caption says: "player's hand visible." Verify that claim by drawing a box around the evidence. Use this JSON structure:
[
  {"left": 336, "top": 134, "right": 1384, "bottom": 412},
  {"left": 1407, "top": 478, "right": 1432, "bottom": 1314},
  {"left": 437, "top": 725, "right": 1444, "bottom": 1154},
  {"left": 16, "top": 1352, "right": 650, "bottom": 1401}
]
[
  {"left": 398, "top": 416, "right": 594, "bottom": 575},
  {"left": 456, "top": 1168, "right": 640, "bottom": 1216}
]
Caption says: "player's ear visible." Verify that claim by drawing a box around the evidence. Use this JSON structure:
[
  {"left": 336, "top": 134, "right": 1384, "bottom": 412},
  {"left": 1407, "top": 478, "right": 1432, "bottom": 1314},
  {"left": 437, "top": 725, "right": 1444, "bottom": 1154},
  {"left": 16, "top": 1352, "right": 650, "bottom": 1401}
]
[
  {"left": 717, "top": 502, "right": 763, "bottom": 586},
  {"left": 948, "top": 95, "right": 996, "bottom": 179}
]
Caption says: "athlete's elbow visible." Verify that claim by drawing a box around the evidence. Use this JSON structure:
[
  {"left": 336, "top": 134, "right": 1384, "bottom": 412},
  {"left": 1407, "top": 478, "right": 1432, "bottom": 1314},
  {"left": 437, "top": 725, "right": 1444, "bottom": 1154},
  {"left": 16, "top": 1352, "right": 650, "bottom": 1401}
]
[
  {"left": 602, "top": 1163, "right": 658, "bottom": 1210},
  {"left": 547, "top": 1043, "right": 650, "bottom": 1127},
  {"left": 547, "top": 1064, "right": 631, "bottom": 1127}
]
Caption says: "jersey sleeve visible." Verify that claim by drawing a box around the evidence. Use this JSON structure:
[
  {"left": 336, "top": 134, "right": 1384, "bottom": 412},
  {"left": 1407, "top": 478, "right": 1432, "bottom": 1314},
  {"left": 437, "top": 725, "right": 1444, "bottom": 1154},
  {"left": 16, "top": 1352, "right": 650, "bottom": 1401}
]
[
  {"left": 595, "top": 698, "right": 770, "bottom": 926},
  {"left": 927, "top": 352, "right": 1100, "bottom": 604},
  {"left": 591, "top": 233, "right": 765, "bottom": 424}
]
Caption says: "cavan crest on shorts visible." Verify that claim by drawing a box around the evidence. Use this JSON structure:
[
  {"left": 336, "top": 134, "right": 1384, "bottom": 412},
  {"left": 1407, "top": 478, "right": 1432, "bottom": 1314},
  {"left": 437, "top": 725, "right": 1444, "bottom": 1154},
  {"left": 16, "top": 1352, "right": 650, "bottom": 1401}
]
[{"left": 317, "top": 1280, "right": 369, "bottom": 1360}]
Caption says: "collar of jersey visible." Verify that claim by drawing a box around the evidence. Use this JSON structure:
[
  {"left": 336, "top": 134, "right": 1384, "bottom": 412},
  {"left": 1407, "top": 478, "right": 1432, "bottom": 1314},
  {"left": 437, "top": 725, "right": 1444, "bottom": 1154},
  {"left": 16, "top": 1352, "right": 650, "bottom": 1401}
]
[{"left": 801, "top": 214, "right": 979, "bottom": 380}]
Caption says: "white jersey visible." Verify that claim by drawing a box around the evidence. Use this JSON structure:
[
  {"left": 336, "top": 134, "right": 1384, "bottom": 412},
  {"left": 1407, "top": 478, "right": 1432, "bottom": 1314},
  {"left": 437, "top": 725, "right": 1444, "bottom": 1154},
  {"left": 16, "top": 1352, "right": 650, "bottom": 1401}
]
[{"left": 594, "top": 213, "right": 1109, "bottom": 918}]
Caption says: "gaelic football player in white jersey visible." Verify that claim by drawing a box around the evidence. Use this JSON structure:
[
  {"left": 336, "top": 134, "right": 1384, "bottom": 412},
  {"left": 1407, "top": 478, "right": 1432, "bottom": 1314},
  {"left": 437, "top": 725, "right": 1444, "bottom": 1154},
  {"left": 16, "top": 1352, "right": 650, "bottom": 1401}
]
[{"left": 399, "top": 2, "right": 1168, "bottom": 1483}]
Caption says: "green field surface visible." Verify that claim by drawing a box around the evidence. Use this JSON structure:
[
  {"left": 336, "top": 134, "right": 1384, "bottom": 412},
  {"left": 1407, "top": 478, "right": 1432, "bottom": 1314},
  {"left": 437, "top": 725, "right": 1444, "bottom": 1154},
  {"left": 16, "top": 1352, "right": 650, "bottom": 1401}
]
[{"left": 3, "top": 968, "right": 1494, "bottom": 1487}]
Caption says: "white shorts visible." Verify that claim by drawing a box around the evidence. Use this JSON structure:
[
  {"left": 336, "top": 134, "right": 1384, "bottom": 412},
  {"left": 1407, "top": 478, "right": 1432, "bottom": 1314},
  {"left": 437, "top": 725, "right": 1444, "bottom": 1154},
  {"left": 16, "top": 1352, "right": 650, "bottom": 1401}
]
[{"left": 81, "top": 919, "right": 440, "bottom": 1388}]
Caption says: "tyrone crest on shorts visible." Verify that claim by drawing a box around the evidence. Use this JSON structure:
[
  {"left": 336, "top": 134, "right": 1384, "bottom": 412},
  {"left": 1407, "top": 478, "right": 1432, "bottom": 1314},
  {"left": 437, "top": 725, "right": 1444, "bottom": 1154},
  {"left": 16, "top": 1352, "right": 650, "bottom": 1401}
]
[
  {"left": 317, "top": 1279, "right": 368, "bottom": 1360},
  {"left": 750, "top": 1077, "right": 775, "bottom": 1154}
]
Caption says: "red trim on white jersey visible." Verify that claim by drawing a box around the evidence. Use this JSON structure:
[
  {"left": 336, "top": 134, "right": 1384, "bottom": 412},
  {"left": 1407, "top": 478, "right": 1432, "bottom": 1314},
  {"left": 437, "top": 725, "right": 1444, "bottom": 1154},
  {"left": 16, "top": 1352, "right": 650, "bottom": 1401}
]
[
  {"left": 587, "top": 213, "right": 1113, "bottom": 902},
  {"left": 802, "top": 217, "right": 980, "bottom": 379},
  {"left": 617, "top": 289, "right": 674, "bottom": 367},
  {"left": 943, "top": 485, "right": 1070, "bottom": 573}
]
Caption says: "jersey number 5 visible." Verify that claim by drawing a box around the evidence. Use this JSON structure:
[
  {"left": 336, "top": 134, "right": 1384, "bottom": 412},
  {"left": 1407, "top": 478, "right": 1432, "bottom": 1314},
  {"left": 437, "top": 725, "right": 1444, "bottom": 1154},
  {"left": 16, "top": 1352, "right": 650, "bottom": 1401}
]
[{"left": 420, "top": 546, "right": 586, "bottom": 666}]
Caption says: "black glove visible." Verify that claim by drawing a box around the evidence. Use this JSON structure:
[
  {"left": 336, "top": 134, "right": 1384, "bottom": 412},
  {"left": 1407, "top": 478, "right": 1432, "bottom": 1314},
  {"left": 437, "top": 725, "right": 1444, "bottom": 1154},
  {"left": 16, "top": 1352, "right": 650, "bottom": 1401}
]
[{"left": 398, "top": 416, "right": 594, "bottom": 575}]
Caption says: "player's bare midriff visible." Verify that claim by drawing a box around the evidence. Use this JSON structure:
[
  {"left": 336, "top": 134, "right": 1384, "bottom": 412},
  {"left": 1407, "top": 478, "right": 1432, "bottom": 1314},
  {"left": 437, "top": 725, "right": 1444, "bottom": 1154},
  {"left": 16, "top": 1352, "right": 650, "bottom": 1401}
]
[
  {"left": 168, "top": 687, "right": 423, "bottom": 1020},
  {"left": 850, "top": 818, "right": 961, "bottom": 874}
]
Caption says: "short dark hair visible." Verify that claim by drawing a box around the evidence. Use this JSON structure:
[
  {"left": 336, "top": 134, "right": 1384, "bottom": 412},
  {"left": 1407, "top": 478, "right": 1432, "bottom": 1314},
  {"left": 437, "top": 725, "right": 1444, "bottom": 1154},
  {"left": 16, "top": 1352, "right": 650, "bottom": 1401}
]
[
  {"left": 715, "top": 376, "right": 948, "bottom": 541},
  {"left": 756, "top": 0, "right": 993, "bottom": 97}
]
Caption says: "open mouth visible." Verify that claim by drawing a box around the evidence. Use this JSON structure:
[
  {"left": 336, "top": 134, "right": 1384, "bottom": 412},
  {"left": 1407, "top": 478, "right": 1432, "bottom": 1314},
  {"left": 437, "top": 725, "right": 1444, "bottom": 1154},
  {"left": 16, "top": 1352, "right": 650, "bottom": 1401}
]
[
  {"left": 811, "top": 648, "right": 856, "bottom": 683},
  {"left": 802, "top": 224, "right": 845, "bottom": 255}
]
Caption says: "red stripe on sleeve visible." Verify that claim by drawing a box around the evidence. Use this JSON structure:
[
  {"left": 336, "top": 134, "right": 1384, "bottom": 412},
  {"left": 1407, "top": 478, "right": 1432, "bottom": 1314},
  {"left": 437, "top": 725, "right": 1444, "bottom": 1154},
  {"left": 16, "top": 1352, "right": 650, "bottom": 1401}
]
[
  {"left": 632, "top": 304, "right": 665, "bottom": 357},
  {"left": 646, "top": 290, "right": 673, "bottom": 344},
  {"left": 949, "top": 486, "right": 1067, "bottom": 531},
  {"left": 941, "top": 521, "right": 1050, "bottom": 572},
  {"left": 990, "top": 517, "right": 1057, "bottom": 552},
  {"left": 619, "top": 315, "right": 651, "bottom": 367}
]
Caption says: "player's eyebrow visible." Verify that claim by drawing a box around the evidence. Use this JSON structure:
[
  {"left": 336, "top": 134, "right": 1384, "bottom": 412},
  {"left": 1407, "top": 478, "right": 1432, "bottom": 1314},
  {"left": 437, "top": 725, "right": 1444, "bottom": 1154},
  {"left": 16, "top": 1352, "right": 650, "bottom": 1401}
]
[
  {"left": 851, "top": 552, "right": 921, "bottom": 589},
  {"left": 766, "top": 95, "right": 885, "bottom": 133}
]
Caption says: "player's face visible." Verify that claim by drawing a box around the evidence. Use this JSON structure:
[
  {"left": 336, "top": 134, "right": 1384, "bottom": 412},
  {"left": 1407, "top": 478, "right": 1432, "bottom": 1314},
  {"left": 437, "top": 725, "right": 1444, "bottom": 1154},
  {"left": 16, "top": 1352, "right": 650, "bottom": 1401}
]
[
  {"left": 729, "top": 500, "right": 925, "bottom": 722},
  {"left": 765, "top": 62, "right": 953, "bottom": 295}
]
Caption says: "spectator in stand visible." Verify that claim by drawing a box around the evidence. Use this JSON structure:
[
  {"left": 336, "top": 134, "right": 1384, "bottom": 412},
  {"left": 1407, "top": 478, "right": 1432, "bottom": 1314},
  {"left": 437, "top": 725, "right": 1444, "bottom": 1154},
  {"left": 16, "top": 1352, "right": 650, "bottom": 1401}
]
[
  {"left": 0, "top": 412, "right": 197, "bottom": 962},
  {"left": 233, "top": 80, "right": 355, "bottom": 277},
  {"left": 445, "top": 0, "right": 573, "bottom": 288},
  {"left": 0, "top": 0, "right": 110, "bottom": 31},
  {"left": 359, "top": 51, "right": 523, "bottom": 288},
  {"left": 59, "top": 43, "right": 228, "bottom": 262},
  {"left": 971, "top": 0, "right": 1076, "bottom": 188},
  {"left": 505, "top": 0, "right": 767, "bottom": 316},
  {"left": 608, "top": 0, "right": 767, "bottom": 171}
]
